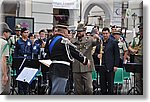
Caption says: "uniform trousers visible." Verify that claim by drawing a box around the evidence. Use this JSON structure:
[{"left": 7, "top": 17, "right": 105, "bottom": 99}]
[
  {"left": 50, "top": 75, "right": 68, "bottom": 95},
  {"left": 73, "top": 72, "right": 93, "bottom": 95}
]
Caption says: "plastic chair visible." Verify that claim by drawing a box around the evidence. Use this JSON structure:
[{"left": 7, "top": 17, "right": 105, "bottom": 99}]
[
  {"left": 92, "top": 70, "right": 97, "bottom": 80},
  {"left": 123, "top": 68, "right": 132, "bottom": 94},
  {"left": 114, "top": 68, "right": 124, "bottom": 94}
]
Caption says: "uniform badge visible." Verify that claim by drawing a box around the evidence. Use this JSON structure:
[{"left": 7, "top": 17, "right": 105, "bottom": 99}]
[
  {"left": 33, "top": 46, "right": 36, "bottom": 50},
  {"left": 27, "top": 41, "right": 31, "bottom": 46}
]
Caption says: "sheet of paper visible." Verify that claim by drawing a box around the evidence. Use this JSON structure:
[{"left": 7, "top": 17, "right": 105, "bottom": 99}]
[
  {"left": 39, "top": 60, "right": 52, "bottom": 67},
  {"left": 16, "top": 67, "right": 38, "bottom": 84}
]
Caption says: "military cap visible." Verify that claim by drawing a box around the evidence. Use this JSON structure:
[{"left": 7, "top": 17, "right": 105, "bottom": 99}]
[
  {"left": 15, "top": 24, "right": 22, "bottom": 31},
  {"left": 113, "top": 31, "right": 121, "bottom": 35},
  {"left": 56, "top": 21, "right": 69, "bottom": 30},
  {"left": 56, "top": 24, "right": 68, "bottom": 30},
  {"left": 76, "top": 23, "right": 86, "bottom": 32},
  {"left": 111, "top": 25, "right": 117, "bottom": 29},
  {"left": 0, "top": 22, "right": 12, "bottom": 33}
]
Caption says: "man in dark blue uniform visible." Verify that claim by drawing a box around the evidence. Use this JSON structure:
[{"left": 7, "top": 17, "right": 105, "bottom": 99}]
[
  {"left": 45, "top": 24, "right": 90, "bottom": 95},
  {"left": 33, "top": 29, "right": 47, "bottom": 59},
  {"left": 14, "top": 27, "right": 32, "bottom": 94},
  {"left": 14, "top": 28, "right": 32, "bottom": 59},
  {"left": 33, "top": 30, "right": 48, "bottom": 85}
]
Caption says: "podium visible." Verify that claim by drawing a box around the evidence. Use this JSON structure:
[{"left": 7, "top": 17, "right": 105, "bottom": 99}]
[
  {"left": 124, "top": 63, "right": 143, "bottom": 95},
  {"left": 94, "top": 65, "right": 105, "bottom": 95}
]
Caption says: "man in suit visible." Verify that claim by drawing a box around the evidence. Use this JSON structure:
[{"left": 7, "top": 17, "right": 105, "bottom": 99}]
[
  {"left": 71, "top": 23, "right": 100, "bottom": 95},
  {"left": 93, "top": 27, "right": 120, "bottom": 95}
]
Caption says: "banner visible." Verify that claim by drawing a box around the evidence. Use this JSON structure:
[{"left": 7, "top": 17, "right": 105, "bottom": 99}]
[{"left": 53, "top": 0, "right": 80, "bottom": 9}]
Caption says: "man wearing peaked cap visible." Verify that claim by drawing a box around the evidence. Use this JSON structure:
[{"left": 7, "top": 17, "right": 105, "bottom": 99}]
[
  {"left": 113, "top": 31, "right": 121, "bottom": 35},
  {"left": 9, "top": 24, "right": 22, "bottom": 49},
  {"left": 15, "top": 24, "right": 22, "bottom": 31},
  {"left": 45, "top": 22, "right": 91, "bottom": 95},
  {"left": 113, "top": 31, "right": 128, "bottom": 68},
  {"left": 56, "top": 24, "right": 68, "bottom": 30}
]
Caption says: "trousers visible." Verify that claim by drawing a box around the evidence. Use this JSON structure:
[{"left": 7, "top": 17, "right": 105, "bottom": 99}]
[
  {"left": 50, "top": 75, "right": 68, "bottom": 95},
  {"left": 73, "top": 72, "right": 93, "bottom": 95}
]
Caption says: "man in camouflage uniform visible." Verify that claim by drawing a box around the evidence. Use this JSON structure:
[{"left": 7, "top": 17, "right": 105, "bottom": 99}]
[{"left": 71, "top": 23, "right": 100, "bottom": 95}]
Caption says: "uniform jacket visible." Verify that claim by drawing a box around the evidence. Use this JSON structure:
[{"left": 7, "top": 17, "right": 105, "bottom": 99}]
[
  {"left": 71, "top": 35, "right": 99, "bottom": 73},
  {"left": 45, "top": 34, "right": 88, "bottom": 78},
  {"left": 14, "top": 38, "right": 32, "bottom": 59}
]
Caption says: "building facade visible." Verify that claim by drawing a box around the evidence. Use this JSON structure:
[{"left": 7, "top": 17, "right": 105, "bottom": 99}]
[{"left": 1, "top": 0, "right": 143, "bottom": 34}]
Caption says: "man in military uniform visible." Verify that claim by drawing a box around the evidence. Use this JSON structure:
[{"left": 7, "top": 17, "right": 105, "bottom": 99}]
[
  {"left": 110, "top": 25, "right": 117, "bottom": 40},
  {"left": 14, "top": 27, "right": 32, "bottom": 59},
  {"left": 9, "top": 24, "right": 22, "bottom": 52},
  {"left": 113, "top": 31, "right": 128, "bottom": 67},
  {"left": 128, "top": 24, "right": 143, "bottom": 94},
  {"left": 14, "top": 27, "right": 32, "bottom": 94},
  {"left": 45, "top": 24, "right": 91, "bottom": 95},
  {"left": 71, "top": 23, "right": 100, "bottom": 95},
  {"left": 33, "top": 29, "right": 47, "bottom": 59},
  {"left": 0, "top": 38, "right": 9, "bottom": 95},
  {"left": 0, "top": 22, "right": 11, "bottom": 94},
  {"left": 12, "top": 24, "right": 22, "bottom": 44},
  {"left": 33, "top": 29, "right": 47, "bottom": 85}
]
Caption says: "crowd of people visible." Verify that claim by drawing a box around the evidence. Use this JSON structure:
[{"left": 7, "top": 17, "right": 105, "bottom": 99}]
[{"left": 0, "top": 21, "right": 143, "bottom": 95}]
